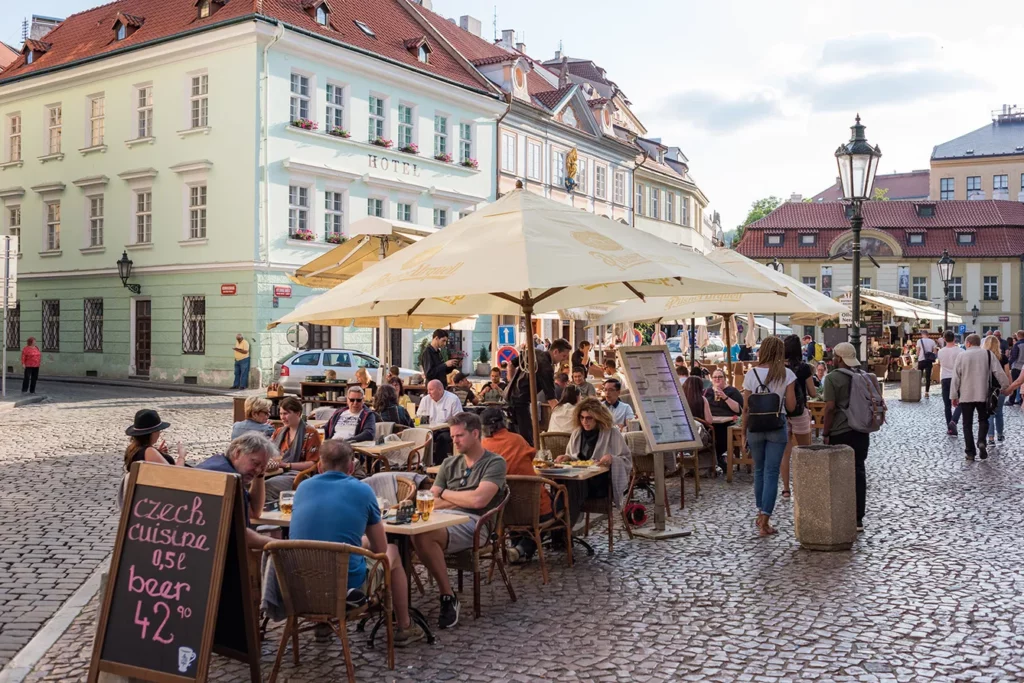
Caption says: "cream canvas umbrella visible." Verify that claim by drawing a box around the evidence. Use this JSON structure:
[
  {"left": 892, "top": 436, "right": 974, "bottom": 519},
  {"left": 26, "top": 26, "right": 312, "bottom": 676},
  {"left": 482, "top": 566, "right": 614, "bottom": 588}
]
[
  {"left": 270, "top": 187, "right": 777, "bottom": 445},
  {"left": 745, "top": 312, "right": 758, "bottom": 347}
]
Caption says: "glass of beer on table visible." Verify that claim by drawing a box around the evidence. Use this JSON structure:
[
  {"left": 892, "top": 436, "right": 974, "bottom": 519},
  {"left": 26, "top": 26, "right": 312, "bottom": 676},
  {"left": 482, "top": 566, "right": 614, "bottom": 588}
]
[
  {"left": 416, "top": 490, "right": 435, "bottom": 522},
  {"left": 279, "top": 490, "right": 295, "bottom": 516}
]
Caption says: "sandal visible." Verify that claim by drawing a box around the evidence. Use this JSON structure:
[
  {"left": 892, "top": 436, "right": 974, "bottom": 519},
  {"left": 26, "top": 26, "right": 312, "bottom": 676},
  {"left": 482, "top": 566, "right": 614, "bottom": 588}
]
[{"left": 781, "top": 490, "right": 791, "bottom": 499}]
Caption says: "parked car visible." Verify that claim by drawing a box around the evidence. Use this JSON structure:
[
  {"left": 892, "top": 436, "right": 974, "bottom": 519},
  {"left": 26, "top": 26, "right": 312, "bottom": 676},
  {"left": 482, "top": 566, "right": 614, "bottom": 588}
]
[
  {"left": 274, "top": 348, "right": 422, "bottom": 392},
  {"left": 666, "top": 336, "right": 727, "bottom": 364}
]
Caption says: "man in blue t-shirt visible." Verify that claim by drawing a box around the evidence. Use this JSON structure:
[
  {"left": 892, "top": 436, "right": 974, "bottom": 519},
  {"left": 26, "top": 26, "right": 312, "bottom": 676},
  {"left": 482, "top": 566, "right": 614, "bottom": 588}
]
[{"left": 289, "top": 441, "right": 423, "bottom": 646}]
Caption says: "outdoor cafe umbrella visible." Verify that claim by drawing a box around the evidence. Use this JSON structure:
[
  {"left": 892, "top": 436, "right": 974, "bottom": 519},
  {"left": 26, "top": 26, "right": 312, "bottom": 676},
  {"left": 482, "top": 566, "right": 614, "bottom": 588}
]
[
  {"left": 745, "top": 312, "right": 758, "bottom": 347},
  {"left": 271, "top": 186, "right": 778, "bottom": 445}
]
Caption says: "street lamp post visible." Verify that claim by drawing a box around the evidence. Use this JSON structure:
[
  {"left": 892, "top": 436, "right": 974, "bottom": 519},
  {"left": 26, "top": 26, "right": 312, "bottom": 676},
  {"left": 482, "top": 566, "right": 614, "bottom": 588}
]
[
  {"left": 835, "top": 115, "right": 882, "bottom": 359},
  {"left": 971, "top": 304, "right": 980, "bottom": 329},
  {"left": 117, "top": 250, "right": 142, "bottom": 294},
  {"left": 937, "top": 249, "right": 955, "bottom": 334},
  {"left": 766, "top": 258, "right": 784, "bottom": 335}
]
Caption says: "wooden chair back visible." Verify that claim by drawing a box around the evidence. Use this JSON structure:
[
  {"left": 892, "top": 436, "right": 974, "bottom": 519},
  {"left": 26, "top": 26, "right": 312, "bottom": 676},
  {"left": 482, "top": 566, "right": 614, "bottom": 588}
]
[
  {"left": 539, "top": 431, "right": 571, "bottom": 458},
  {"left": 395, "top": 477, "right": 416, "bottom": 503},
  {"left": 292, "top": 468, "right": 315, "bottom": 490},
  {"left": 504, "top": 476, "right": 543, "bottom": 527}
]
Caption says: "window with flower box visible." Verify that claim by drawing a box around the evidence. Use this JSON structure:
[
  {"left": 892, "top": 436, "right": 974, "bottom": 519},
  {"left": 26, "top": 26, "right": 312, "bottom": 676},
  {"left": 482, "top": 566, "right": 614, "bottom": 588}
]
[
  {"left": 325, "top": 191, "right": 343, "bottom": 239},
  {"left": 289, "top": 185, "right": 309, "bottom": 236},
  {"left": 290, "top": 74, "right": 310, "bottom": 122}
]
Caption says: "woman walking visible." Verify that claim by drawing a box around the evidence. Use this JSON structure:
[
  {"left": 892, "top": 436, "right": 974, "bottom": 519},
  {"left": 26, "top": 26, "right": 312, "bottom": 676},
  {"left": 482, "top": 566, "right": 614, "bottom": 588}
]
[
  {"left": 781, "top": 335, "right": 816, "bottom": 499},
  {"left": 21, "top": 337, "right": 41, "bottom": 394},
  {"left": 741, "top": 336, "right": 796, "bottom": 536},
  {"left": 983, "top": 335, "right": 1011, "bottom": 444}
]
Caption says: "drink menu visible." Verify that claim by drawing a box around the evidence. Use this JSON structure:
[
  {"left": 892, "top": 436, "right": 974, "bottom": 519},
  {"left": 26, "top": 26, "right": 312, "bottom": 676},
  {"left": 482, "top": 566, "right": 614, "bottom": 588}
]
[{"left": 621, "top": 348, "right": 699, "bottom": 449}]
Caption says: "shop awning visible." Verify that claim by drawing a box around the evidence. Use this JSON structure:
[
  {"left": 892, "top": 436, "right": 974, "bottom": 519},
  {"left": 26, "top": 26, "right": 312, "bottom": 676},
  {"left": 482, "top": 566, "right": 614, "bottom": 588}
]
[{"left": 853, "top": 289, "right": 963, "bottom": 324}]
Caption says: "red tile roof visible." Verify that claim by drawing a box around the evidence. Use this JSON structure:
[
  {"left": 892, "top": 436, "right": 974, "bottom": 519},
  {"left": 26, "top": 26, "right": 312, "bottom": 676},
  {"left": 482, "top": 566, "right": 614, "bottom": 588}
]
[
  {"left": 113, "top": 12, "right": 146, "bottom": 28},
  {"left": 0, "top": 0, "right": 493, "bottom": 93},
  {"left": 735, "top": 200, "right": 1024, "bottom": 259},
  {"left": 812, "top": 169, "right": 930, "bottom": 202},
  {"left": 23, "top": 39, "right": 53, "bottom": 53},
  {"left": 533, "top": 84, "right": 574, "bottom": 111}
]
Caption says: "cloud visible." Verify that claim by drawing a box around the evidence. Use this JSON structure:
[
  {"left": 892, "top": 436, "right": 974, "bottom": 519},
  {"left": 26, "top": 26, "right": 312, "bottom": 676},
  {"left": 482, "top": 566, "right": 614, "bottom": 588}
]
[
  {"left": 819, "top": 33, "right": 942, "bottom": 67},
  {"left": 645, "top": 89, "right": 785, "bottom": 132},
  {"left": 787, "top": 67, "right": 986, "bottom": 112}
]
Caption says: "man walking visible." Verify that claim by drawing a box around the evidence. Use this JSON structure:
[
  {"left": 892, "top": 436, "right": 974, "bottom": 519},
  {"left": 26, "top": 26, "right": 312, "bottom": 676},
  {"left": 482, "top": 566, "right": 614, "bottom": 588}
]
[
  {"left": 420, "top": 329, "right": 459, "bottom": 388},
  {"left": 1007, "top": 330, "right": 1024, "bottom": 406},
  {"left": 937, "top": 330, "right": 963, "bottom": 436},
  {"left": 232, "top": 333, "right": 250, "bottom": 390},
  {"left": 916, "top": 330, "right": 937, "bottom": 398},
  {"left": 950, "top": 334, "right": 1008, "bottom": 461},
  {"left": 822, "top": 342, "right": 872, "bottom": 532}
]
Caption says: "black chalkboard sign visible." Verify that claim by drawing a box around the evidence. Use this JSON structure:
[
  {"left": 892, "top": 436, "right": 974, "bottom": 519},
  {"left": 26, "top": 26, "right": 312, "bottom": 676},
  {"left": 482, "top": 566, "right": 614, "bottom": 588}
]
[{"left": 88, "top": 463, "right": 261, "bottom": 683}]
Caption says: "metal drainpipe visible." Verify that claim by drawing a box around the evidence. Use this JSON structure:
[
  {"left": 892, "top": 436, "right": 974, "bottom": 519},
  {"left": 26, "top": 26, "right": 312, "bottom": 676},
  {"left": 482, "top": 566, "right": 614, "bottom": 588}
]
[
  {"left": 1019, "top": 255, "right": 1024, "bottom": 331},
  {"left": 491, "top": 92, "right": 513, "bottom": 359},
  {"left": 260, "top": 22, "right": 285, "bottom": 267}
]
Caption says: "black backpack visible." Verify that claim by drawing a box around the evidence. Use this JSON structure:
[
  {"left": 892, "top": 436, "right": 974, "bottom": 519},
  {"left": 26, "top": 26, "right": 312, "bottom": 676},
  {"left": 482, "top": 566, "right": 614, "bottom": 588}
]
[{"left": 747, "top": 368, "right": 785, "bottom": 432}]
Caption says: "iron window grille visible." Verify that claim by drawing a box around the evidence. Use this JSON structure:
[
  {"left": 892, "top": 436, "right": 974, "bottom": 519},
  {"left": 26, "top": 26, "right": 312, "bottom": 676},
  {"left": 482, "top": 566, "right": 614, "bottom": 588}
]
[
  {"left": 182, "top": 296, "right": 206, "bottom": 354},
  {"left": 42, "top": 300, "right": 60, "bottom": 351},
  {"left": 4, "top": 301, "right": 18, "bottom": 350},
  {"left": 84, "top": 298, "right": 103, "bottom": 352}
]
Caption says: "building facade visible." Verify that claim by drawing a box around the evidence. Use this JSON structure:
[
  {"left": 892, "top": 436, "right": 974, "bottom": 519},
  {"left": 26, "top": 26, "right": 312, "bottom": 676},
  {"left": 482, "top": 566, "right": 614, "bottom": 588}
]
[
  {"left": 734, "top": 200, "right": 1024, "bottom": 338},
  {"left": 812, "top": 169, "right": 930, "bottom": 203},
  {"left": 930, "top": 106, "right": 1024, "bottom": 202},
  {"left": 1, "top": 0, "right": 501, "bottom": 385}
]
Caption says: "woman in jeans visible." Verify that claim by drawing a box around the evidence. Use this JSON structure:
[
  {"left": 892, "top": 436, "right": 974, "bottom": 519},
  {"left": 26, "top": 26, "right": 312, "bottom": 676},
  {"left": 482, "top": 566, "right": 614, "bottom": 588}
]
[
  {"left": 741, "top": 336, "right": 796, "bottom": 536},
  {"left": 781, "top": 335, "right": 817, "bottom": 499},
  {"left": 982, "top": 335, "right": 1011, "bottom": 444}
]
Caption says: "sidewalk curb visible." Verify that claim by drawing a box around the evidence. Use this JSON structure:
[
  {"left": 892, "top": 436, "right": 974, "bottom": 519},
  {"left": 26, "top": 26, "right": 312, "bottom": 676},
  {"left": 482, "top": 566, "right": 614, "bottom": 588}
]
[
  {"left": 0, "top": 556, "right": 110, "bottom": 683},
  {"left": 3, "top": 373, "right": 248, "bottom": 397}
]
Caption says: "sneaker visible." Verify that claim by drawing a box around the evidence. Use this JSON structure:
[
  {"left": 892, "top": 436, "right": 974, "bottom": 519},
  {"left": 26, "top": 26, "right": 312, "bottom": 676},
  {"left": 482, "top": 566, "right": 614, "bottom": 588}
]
[
  {"left": 979, "top": 445, "right": 988, "bottom": 460},
  {"left": 506, "top": 546, "right": 521, "bottom": 565},
  {"left": 947, "top": 429, "right": 957, "bottom": 437},
  {"left": 965, "top": 452, "right": 976, "bottom": 461},
  {"left": 438, "top": 593, "right": 460, "bottom": 629},
  {"left": 346, "top": 588, "right": 367, "bottom": 610},
  {"left": 856, "top": 524, "right": 864, "bottom": 533},
  {"left": 998, "top": 434, "right": 1005, "bottom": 442},
  {"left": 394, "top": 624, "right": 425, "bottom": 648},
  {"left": 987, "top": 437, "right": 995, "bottom": 446}
]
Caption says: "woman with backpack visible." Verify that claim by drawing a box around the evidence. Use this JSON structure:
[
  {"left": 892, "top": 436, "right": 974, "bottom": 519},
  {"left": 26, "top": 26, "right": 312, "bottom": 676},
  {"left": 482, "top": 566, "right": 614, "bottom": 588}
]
[
  {"left": 781, "top": 335, "right": 817, "bottom": 499},
  {"left": 741, "top": 336, "right": 797, "bottom": 536}
]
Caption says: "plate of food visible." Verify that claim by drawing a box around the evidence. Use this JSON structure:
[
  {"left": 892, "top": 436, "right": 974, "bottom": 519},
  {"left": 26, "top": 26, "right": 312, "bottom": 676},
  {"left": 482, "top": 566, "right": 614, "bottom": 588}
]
[
  {"left": 538, "top": 467, "right": 571, "bottom": 476},
  {"left": 569, "top": 460, "right": 595, "bottom": 467}
]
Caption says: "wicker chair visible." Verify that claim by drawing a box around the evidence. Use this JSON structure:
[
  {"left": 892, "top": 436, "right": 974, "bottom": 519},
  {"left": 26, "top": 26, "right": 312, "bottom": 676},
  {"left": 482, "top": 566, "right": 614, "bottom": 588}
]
[
  {"left": 292, "top": 468, "right": 315, "bottom": 490},
  {"left": 395, "top": 476, "right": 417, "bottom": 504},
  {"left": 265, "top": 540, "right": 394, "bottom": 683},
  {"left": 538, "top": 431, "right": 571, "bottom": 458},
  {"left": 501, "top": 475, "right": 572, "bottom": 584},
  {"left": 375, "top": 421, "right": 395, "bottom": 440},
  {"left": 444, "top": 489, "right": 516, "bottom": 618},
  {"left": 398, "top": 428, "right": 432, "bottom": 471}
]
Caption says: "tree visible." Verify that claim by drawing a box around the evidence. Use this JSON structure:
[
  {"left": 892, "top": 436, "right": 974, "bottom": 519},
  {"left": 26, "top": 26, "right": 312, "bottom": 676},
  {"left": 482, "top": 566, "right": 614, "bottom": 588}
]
[
  {"left": 872, "top": 187, "right": 890, "bottom": 201},
  {"left": 733, "top": 195, "right": 782, "bottom": 245}
]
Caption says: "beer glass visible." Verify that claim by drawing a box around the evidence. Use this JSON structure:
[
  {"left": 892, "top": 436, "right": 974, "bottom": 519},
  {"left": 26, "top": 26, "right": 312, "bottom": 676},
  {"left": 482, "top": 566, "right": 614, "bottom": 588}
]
[
  {"left": 279, "top": 490, "right": 294, "bottom": 516},
  {"left": 416, "top": 490, "right": 435, "bottom": 522}
]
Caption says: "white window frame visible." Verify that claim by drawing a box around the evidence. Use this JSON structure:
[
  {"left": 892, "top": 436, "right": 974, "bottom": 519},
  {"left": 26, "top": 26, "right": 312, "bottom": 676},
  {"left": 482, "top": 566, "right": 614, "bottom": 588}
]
[
  {"left": 680, "top": 195, "right": 690, "bottom": 226},
  {"left": 553, "top": 149, "right": 566, "bottom": 188},
  {"left": 326, "top": 82, "right": 346, "bottom": 133},
  {"left": 5, "top": 113, "right": 20, "bottom": 162},
  {"left": 8, "top": 205, "right": 21, "bottom": 253},
  {"left": 324, "top": 189, "right": 344, "bottom": 239},
  {"left": 595, "top": 165, "right": 607, "bottom": 199},
  {"left": 367, "top": 197, "right": 384, "bottom": 218},
  {"left": 134, "top": 190, "right": 152, "bottom": 244},
  {"left": 527, "top": 140, "right": 542, "bottom": 181},
  {"left": 433, "top": 113, "right": 448, "bottom": 157},
  {"left": 501, "top": 132, "right": 516, "bottom": 173},
  {"left": 649, "top": 186, "right": 658, "bottom": 218},
  {"left": 189, "top": 184, "right": 208, "bottom": 239},
  {"left": 613, "top": 171, "right": 625, "bottom": 204},
  {"left": 290, "top": 73, "right": 311, "bottom": 123},
  {"left": 288, "top": 184, "right": 311, "bottom": 236},
  {"left": 88, "top": 95, "right": 105, "bottom": 147},
  {"left": 577, "top": 158, "right": 588, "bottom": 196},
  {"left": 135, "top": 85, "right": 153, "bottom": 139},
  {"left": 993, "top": 175, "right": 1008, "bottom": 191},
  {"left": 189, "top": 73, "right": 209, "bottom": 129},
  {"left": 800, "top": 234, "right": 816, "bottom": 245},
  {"left": 912, "top": 277, "right": 927, "bottom": 300},
  {"left": 45, "top": 200, "right": 61, "bottom": 251},
  {"left": 948, "top": 276, "right": 962, "bottom": 301},
  {"left": 396, "top": 202, "right": 413, "bottom": 222},
  {"left": 766, "top": 234, "right": 782, "bottom": 246},
  {"left": 46, "top": 105, "right": 62, "bottom": 154},
  {"left": 88, "top": 195, "right": 104, "bottom": 247},
  {"left": 369, "top": 94, "right": 387, "bottom": 142},
  {"left": 801, "top": 276, "right": 817, "bottom": 290},
  {"left": 908, "top": 233, "right": 923, "bottom": 244},
  {"left": 459, "top": 122, "right": 472, "bottom": 163},
  {"left": 665, "top": 191, "right": 674, "bottom": 222},
  {"left": 397, "top": 102, "right": 415, "bottom": 149},
  {"left": 983, "top": 275, "right": 999, "bottom": 300},
  {"left": 635, "top": 182, "right": 644, "bottom": 216},
  {"left": 433, "top": 207, "right": 449, "bottom": 228}
]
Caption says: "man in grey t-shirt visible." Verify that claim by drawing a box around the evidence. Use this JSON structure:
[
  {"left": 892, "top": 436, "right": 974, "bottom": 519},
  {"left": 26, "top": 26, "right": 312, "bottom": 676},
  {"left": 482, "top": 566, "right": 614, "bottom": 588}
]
[{"left": 410, "top": 412, "right": 506, "bottom": 630}]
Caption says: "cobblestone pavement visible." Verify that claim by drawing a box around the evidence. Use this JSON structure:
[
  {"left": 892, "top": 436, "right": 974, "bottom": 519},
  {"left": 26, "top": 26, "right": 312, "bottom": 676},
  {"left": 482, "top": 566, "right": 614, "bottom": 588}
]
[
  {"left": 0, "top": 381, "right": 235, "bottom": 669},
  {"left": 9, "top": 384, "right": 1024, "bottom": 682}
]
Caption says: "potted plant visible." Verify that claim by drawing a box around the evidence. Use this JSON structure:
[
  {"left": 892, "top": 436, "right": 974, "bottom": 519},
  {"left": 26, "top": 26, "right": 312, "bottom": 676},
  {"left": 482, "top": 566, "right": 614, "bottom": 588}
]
[
  {"left": 460, "top": 157, "right": 479, "bottom": 169},
  {"left": 399, "top": 142, "right": 419, "bottom": 154},
  {"left": 371, "top": 136, "right": 393, "bottom": 149},
  {"left": 328, "top": 126, "right": 351, "bottom": 138},
  {"left": 475, "top": 345, "right": 490, "bottom": 377},
  {"left": 434, "top": 152, "right": 453, "bottom": 163},
  {"left": 325, "top": 233, "right": 347, "bottom": 245},
  {"left": 290, "top": 118, "right": 318, "bottom": 131},
  {"left": 289, "top": 228, "right": 316, "bottom": 241}
]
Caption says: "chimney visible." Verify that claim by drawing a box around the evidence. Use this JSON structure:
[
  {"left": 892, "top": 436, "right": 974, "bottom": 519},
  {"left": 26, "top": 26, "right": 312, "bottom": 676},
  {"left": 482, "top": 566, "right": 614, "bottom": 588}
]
[
  {"left": 500, "top": 29, "right": 515, "bottom": 48},
  {"left": 558, "top": 55, "right": 568, "bottom": 88},
  {"left": 414, "top": 0, "right": 433, "bottom": 9},
  {"left": 29, "top": 14, "right": 62, "bottom": 41},
  {"left": 516, "top": 41, "right": 526, "bottom": 53},
  {"left": 553, "top": 49, "right": 561, "bottom": 61},
  {"left": 459, "top": 15, "right": 481, "bottom": 37},
  {"left": 788, "top": 192, "right": 803, "bottom": 203}
]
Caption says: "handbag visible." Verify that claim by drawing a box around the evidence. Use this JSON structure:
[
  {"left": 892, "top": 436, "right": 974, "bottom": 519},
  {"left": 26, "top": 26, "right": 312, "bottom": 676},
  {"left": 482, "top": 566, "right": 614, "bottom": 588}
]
[
  {"left": 986, "top": 352, "right": 1001, "bottom": 413},
  {"left": 746, "top": 368, "right": 785, "bottom": 432}
]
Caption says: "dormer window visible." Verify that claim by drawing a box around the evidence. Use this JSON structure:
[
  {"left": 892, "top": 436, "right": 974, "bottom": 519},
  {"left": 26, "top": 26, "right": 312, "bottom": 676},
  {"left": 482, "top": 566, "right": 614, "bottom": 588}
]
[
  {"left": 957, "top": 232, "right": 975, "bottom": 245},
  {"left": 907, "top": 233, "right": 924, "bottom": 245},
  {"left": 111, "top": 13, "right": 144, "bottom": 41},
  {"left": 22, "top": 39, "right": 50, "bottom": 64},
  {"left": 194, "top": 0, "right": 224, "bottom": 18},
  {"left": 799, "top": 234, "right": 817, "bottom": 246},
  {"left": 316, "top": 5, "right": 328, "bottom": 25},
  {"left": 765, "top": 233, "right": 784, "bottom": 247},
  {"left": 26, "top": 50, "right": 34, "bottom": 64},
  {"left": 418, "top": 44, "right": 429, "bottom": 63},
  {"left": 116, "top": 23, "right": 127, "bottom": 40},
  {"left": 198, "top": 0, "right": 211, "bottom": 18},
  {"left": 914, "top": 203, "right": 936, "bottom": 217},
  {"left": 404, "top": 37, "right": 431, "bottom": 63},
  {"left": 301, "top": 0, "right": 330, "bottom": 26}
]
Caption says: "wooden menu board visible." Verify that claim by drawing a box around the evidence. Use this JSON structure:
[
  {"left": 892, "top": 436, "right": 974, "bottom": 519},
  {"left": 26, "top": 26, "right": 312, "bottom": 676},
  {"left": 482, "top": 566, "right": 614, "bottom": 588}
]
[
  {"left": 618, "top": 346, "right": 701, "bottom": 452},
  {"left": 88, "top": 463, "right": 261, "bottom": 683}
]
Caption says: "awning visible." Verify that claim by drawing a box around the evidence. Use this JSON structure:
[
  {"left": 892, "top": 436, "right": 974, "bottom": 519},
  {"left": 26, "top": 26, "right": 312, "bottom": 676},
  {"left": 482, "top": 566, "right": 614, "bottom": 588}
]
[{"left": 851, "top": 289, "right": 963, "bottom": 324}]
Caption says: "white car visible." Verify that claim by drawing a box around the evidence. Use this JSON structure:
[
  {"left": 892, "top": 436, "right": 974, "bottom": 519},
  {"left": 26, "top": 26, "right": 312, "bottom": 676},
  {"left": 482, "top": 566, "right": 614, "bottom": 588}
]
[
  {"left": 274, "top": 349, "right": 421, "bottom": 392},
  {"left": 666, "top": 336, "right": 727, "bottom": 364}
]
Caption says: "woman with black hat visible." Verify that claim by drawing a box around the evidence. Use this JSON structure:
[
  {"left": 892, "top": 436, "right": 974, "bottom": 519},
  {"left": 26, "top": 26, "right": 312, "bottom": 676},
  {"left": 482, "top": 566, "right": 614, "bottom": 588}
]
[{"left": 124, "top": 409, "right": 186, "bottom": 472}]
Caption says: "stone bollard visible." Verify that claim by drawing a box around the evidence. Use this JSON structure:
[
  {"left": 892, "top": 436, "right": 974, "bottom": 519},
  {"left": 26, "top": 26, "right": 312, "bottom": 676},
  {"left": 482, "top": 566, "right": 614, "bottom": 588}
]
[
  {"left": 901, "top": 368, "right": 922, "bottom": 402},
  {"left": 792, "top": 444, "right": 857, "bottom": 551}
]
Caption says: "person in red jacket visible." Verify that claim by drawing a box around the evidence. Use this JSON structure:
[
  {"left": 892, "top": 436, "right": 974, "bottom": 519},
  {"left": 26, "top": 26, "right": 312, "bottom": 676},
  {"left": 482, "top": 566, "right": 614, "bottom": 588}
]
[{"left": 21, "top": 337, "right": 41, "bottom": 394}]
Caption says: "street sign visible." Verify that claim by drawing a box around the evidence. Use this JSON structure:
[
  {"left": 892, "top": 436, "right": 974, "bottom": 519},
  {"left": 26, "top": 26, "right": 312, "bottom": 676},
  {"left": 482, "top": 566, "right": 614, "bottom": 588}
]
[
  {"left": 958, "top": 324, "right": 967, "bottom": 335},
  {"left": 497, "top": 325, "right": 516, "bottom": 347},
  {"left": 840, "top": 311, "right": 853, "bottom": 326},
  {"left": 496, "top": 345, "right": 518, "bottom": 369},
  {"left": 631, "top": 328, "right": 643, "bottom": 346},
  {"left": 274, "top": 285, "right": 292, "bottom": 298},
  {"left": 220, "top": 284, "right": 236, "bottom": 296},
  {"left": 999, "top": 316, "right": 1010, "bottom": 322},
  {"left": 2, "top": 236, "right": 16, "bottom": 309}
]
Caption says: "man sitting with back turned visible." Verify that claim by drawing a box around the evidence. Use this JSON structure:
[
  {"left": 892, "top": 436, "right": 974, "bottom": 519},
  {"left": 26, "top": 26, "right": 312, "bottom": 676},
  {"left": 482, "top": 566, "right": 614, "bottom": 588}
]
[
  {"left": 196, "top": 433, "right": 275, "bottom": 549},
  {"left": 285, "top": 441, "right": 423, "bottom": 646},
  {"left": 410, "top": 412, "right": 506, "bottom": 630}
]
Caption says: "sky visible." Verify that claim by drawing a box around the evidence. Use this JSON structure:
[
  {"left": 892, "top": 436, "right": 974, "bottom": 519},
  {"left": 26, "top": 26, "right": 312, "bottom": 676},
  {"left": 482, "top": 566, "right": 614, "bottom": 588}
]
[{"left": 3, "top": 0, "right": 1021, "bottom": 229}]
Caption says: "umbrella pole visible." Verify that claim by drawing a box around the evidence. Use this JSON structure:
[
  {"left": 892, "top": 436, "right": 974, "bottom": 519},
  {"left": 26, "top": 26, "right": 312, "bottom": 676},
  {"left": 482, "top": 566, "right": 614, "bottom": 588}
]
[
  {"left": 724, "top": 313, "right": 733, "bottom": 378},
  {"left": 690, "top": 317, "right": 696, "bottom": 372},
  {"left": 523, "top": 301, "right": 541, "bottom": 448}
]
